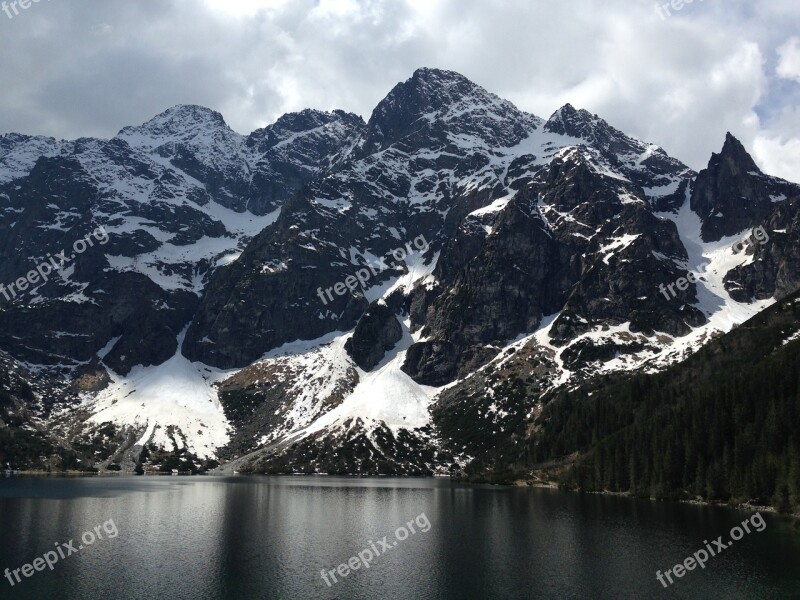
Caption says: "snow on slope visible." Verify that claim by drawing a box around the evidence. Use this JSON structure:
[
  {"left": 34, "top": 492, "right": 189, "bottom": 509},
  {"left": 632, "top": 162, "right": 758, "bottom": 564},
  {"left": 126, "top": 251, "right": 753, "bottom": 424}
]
[
  {"left": 0, "top": 135, "right": 65, "bottom": 184},
  {"left": 522, "top": 194, "right": 775, "bottom": 385},
  {"left": 86, "top": 329, "right": 234, "bottom": 457},
  {"left": 649, "top": 192, "right": 775, "bottom": 367},
  {"left": 291, "top": 324, "right": 439, "bottom": 442},
  {"left": 382, "top": 250, "right": 440, "bottom": 298},
  {"left": 216, "top": 321, "right": 441, "bottom": 456},
  {"left": 104, "top": 207, "right": 281, "bottom": 294},
  {"left": 246, "top": 332, "right": 360, "bottom": 442}
]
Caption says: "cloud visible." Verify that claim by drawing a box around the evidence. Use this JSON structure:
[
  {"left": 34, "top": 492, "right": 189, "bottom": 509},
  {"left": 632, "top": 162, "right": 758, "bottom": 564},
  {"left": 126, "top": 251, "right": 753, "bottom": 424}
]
[
  {"left": 752, "top": 104, "right": 800, "bottom": 182},
  {"left": 753, "top": 135, "right": 800, "bottom": 183},
  {"left": 0, "top": 0, "right": 796, "bottom": 181},
  {"left": 777, "top": 37, "right": 800, "bottom": 82}
]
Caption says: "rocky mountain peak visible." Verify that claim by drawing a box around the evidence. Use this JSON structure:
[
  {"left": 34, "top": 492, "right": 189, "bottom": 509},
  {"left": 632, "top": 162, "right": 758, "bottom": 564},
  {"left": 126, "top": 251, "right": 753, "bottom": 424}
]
[
  {"left": 359, "top": 67, "right": 539, "bottom": 155},
  {"left": 541, "top": 102, "right": 679, "bottom": 182},
  {"left": 365, "top": 67, "right": 484, "bottom": 137},
  {"left": 715, "top": 131, "right": 760, "bottom": 174},
  {"left": 690, "top": 132, "right": 798, "bottom": 241},
  {"left": 544, "top": 103, "right": 601, "bottom": 137},
  {"left": 247, "top": 108, "right": 364, "bottom": 154},
  {"left": 115, "top": 104, "right": 233, "bottom": 147},
  {"left": 402, "top": 67, "right": 484, "bottom": 105}
]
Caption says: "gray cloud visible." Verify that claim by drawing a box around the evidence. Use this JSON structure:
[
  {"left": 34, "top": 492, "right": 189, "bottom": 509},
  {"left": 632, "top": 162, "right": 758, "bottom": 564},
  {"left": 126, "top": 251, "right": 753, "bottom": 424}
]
[{"left": 0, "top": 0, "right": 797, "bottom": 180}]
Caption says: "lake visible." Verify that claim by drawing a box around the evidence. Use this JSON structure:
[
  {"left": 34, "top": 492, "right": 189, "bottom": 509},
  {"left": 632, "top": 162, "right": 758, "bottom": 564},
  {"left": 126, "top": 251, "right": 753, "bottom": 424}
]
[{"left": 0, "top": 476, "right": 798, "bottom": 599}]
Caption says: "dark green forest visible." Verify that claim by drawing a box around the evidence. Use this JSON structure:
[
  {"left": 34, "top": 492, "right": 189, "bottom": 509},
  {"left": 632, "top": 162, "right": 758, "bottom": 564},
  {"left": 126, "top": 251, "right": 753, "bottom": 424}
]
[{"left": 528, "top": 294, "right": 800, "bottom": 513}]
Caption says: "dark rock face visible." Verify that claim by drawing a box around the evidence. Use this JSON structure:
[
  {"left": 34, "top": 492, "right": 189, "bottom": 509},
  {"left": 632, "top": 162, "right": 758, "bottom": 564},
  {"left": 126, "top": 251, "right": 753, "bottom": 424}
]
[
  {"left": 402, "top": 143, "right": 701, "bottom": 384},
  {"left": 691, "top": 133, "right": 800, "bottom": 242},
  {"left": 344, "top": 302, "right": 402, "bottom": 371},
  {"left": 0, "top": 156, "right": 96, "bottom": 286},
  {"left": 0, "top": 156, "right": 198, "bottom": 373},
  {"left": 182, "top": 190, "right": 374, "bottom": 367},
  {"left": 547, "top": 204, "right": 706, "bottom": 344},
  {"left": 402, "top": 189, "right": 567, "bottom": 385},
  {"left": 246, "top": 109, "right": 366, "bottom": 214},
  {"left": 403, "top": 341, "right": 498, "bottom": 387},
  {"left": 725, "top": 197, "right": 800, "bottom": 301}
]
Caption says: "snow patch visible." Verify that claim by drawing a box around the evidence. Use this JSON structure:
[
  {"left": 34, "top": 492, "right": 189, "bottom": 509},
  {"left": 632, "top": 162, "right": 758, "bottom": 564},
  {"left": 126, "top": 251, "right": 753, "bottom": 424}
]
[{"left": 86, "top": 329, "right": 234, "bottom": 457}]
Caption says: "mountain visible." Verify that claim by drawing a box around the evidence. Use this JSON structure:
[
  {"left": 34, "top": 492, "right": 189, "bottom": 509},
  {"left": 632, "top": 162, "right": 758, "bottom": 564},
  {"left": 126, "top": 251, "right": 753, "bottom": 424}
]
[
  {"left": 0, "top": 104, "right": 363, "bottom": 458},
  {"left": 1, "top": 68, "right": 799, "bottom": 507}
]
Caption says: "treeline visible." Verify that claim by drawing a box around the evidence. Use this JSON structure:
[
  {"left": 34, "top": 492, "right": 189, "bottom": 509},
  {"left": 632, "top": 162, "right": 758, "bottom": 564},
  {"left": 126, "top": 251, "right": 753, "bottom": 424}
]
[
  {"left": 0, "top": 428, "right": 83, "bottom": 471},
  {"left": 527, "top": 298, "right": 800, "bottom": 513}
]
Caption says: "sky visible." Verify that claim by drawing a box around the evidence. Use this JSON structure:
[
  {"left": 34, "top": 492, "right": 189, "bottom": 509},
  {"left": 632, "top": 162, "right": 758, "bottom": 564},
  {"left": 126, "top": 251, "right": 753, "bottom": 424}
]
[{"left": 0, "top": 0, "right": 798, "bottom": 180}]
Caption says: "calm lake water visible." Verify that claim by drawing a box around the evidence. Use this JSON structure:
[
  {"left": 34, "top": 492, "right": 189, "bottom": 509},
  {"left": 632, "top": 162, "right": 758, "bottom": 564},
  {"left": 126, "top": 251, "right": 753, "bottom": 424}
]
[{"left": 0, "top": 476, "right": 798, "bottom": 599}]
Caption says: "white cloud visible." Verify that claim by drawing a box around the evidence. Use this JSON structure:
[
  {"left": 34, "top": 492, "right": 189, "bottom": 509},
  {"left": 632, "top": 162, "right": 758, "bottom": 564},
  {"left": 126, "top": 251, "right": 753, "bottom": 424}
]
[
  {"left": 752, "top": 105, "right": 800, "bottom": 183},
  {"left": 753, "top": 135, "right": 800, "bottom": 183},
  {"left": 0, "top": 0, "right": 796, "bottom": 178},
  {"left": 201, "top": 0, "right": 292, "bottom": 18},
  {"left": 777, "top": 37, "right": 800, "bottom": 82}
]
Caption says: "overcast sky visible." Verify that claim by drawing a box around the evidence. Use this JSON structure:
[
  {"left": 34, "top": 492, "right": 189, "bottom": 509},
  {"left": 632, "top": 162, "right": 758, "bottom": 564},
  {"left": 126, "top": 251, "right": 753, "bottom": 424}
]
[{"left": 0, "top": 0, "right": 797, "bottom": 180}]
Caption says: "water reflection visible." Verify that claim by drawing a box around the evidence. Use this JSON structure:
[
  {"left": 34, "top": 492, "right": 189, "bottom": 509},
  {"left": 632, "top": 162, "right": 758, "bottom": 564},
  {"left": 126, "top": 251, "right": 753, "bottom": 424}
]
[{"left": 0, "top": 477, "right": 797, "bottom": 599}]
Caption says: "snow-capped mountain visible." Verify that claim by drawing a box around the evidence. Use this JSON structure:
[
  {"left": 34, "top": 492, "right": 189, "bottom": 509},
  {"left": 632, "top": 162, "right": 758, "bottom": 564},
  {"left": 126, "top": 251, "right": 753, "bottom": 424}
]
[
  {"left": 0, "top": 105, "right": 361, "bottom": 372},
  {"left": 1, "top": 68, "right": 798, "bottom": 474}
]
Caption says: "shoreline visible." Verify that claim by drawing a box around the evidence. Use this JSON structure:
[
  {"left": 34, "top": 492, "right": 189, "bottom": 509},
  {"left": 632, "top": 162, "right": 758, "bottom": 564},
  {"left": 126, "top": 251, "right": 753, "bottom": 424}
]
[
  {"left": 513, "top": 478, "right": 800, "bottom": 518},
  {"left": 4, "top": 470, "right": 799, "bottom": 519}
]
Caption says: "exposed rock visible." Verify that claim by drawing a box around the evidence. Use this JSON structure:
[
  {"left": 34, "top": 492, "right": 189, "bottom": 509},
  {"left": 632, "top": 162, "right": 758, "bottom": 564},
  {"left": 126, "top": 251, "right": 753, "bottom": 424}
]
[
  {"left": 725, "top": 196, "right": 800, "bottom": 301},
  {"left": 344, "top": 302, "right": 403, "bottom": 371},
  {"left": 690, "top": 133, "right": 799, "bottom": 242}
]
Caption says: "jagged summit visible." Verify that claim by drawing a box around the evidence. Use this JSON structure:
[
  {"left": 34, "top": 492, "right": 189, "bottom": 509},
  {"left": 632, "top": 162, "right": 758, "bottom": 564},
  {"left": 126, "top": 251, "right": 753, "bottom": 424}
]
[
  {"left": 714, "top": 131, "right": 760, "bottom": 173},
  {"left": 544, "top": 103, "right": 593, "bottom": 135},
  {"left": 691, "top": 131, "right": 799, "bottom": 241},
  {"left": 116, "top": 104, "right": 231, "bottom": 142},
  {"left": 365, "top": 67, "right": 492, "bottom": 133},
  {"left": 246, "top": 108, "right": 364, "bottom": 154},
  {"left": 359, "top": 67, "right": 540, "bottom": 154},
  {"left": 545, "top": 102, "right": 630, "bottom": 149}
]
